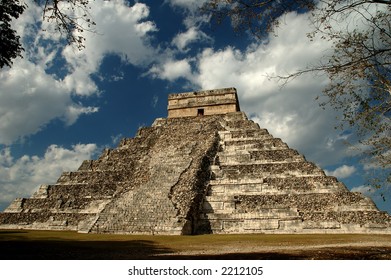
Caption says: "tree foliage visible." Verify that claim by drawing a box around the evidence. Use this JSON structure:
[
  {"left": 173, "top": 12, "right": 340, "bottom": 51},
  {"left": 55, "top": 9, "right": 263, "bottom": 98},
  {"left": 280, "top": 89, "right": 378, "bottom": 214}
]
[
  {"left": 0, "top": 0, "right": 95, "bottom": 69},
  {"left": 0, "top": 0, "right": 26, "bottom": 68},
  {"left": 204, "top": 0, "right": 391, "bottom": 188}
]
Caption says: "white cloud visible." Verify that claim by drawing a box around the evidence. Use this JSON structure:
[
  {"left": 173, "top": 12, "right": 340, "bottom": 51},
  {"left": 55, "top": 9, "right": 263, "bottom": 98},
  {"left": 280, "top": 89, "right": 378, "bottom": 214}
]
[
  {"left": 0, "top": 144, "right": 99, "bottom": 208},
  {"left": 149, "top": 58, "right": 193, "bottom": 81},
  {"left": 0, "top": 0, "right": 157, "bottom": 145},
  {"left": 0, "top": 58, "right": 89, "bottom": 145},
  {"left": 173, "top": 27, "right": 198, "bottom": 50},
  {"left": 62, "top": 0, "right": 158, "bottom": 95},
  {"left": 325, "top": 165, "right": 357, "bottom": 179},
  {"left": 172, "top": 27, "right": 213, "bottom": 52},
  {"left": 166, "top": 0, "right": 208, "bottom": 11},
  {"left": 166, "top": 0, "right": 211, "bottom": 33},
  {"left": 63, "top": 104, "right": 100, "bottom": 126}
]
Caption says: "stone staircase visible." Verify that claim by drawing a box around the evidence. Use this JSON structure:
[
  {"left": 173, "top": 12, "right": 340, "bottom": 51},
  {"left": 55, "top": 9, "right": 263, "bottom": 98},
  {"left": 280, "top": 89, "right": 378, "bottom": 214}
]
[{"left": 87, "top": 152, "right": 192, "bottom": 234}]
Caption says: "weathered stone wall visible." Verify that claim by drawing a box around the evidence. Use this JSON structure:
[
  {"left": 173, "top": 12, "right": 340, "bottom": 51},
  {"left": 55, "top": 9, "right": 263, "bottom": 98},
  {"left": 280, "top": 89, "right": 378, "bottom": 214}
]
[
  {"left": 168, "top": 88, "right": 240, "bottom": 118},
  {"left": 168, "top": 104, "right": 238, "bottom": 118}
]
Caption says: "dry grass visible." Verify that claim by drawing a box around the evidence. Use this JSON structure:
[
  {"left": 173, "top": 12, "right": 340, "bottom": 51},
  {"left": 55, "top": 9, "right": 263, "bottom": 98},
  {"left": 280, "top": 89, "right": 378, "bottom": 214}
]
[{"left": 1, "top": 230, "right": 391, "bottom": 259}]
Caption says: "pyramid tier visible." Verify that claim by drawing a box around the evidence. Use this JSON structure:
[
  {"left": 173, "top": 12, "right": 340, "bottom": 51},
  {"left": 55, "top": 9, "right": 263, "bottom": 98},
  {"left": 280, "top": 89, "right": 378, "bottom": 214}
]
[{"left": 0, "top": 212, "right": 96, "bottom": 230}]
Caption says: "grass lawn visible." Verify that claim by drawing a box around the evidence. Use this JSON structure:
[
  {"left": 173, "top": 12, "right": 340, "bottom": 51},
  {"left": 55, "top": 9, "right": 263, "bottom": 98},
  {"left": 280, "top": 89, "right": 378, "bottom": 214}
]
[{"left": 1, "top": 230, "right": 391, "bottom": 259}]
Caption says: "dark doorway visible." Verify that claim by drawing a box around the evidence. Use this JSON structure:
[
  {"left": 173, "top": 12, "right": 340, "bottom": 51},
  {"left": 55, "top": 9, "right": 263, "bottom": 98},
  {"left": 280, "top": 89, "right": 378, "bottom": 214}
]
[{"left": 197, "top": 108, "right": 204, "bottom": 116}]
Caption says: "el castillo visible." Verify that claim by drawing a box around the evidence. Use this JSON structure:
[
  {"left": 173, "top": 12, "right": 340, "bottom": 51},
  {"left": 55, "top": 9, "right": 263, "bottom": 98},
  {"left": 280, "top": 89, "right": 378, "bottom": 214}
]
[{"left": 1, "top": 87, "right": 391, "bottom": 259}]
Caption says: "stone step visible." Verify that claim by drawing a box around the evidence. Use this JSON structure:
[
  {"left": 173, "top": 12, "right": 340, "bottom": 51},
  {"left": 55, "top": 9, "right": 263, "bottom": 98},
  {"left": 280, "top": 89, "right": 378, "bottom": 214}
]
[
  {"left": 300, "top": 211, "right": 391, "bottom": 229},
  {"left": 91, "top": 215, "right": 183, "bottom": 233},
  {"left": 207, "top": 183, "right": 264, "bottom": 195},
  {"left": 208, "top": 175, "right": 340, "bottom": 186},
  {"left": 218, "top": 148, "right": 298, "bottom": 156},
  {"left": 94, "top": 225, "right": 184, "bottom": 234},
  {"left": 0, "top": 212, "right": 95, "bottom": 226},
  {"left": 234, "top": 193, "right": 379, "bottom": 213},
  {"left": 219, "top": 157, "right": 305, "bottom": 165},
  {"left": 207, "top": 176, "right": 348, "bottom": 196},
  {"left": 83, "top": 159, "right": 188, "bottom": 172},
  {"left": 262, "top": 176, "right": 348, "bottom": 192},
  {"left": 57, "top": 170, "right": 132, "bottom": 184},
  {"left": 37, "top": 183, "right": 118, "bottom": 199},
  {"left": 218, "top": 162, "right": 325, "bottom": 179},
  {"left": 222, "top": 120, "right": 260, "bottom": 131},
  {"left": 220, "top": 135, "right": 273, "bottom": 143},
  {"left": 209, "top": 178, "right": 265, "bottom": 185},
  {"left": 223, "top": 138, "right": 288, "bottom": 150},
  {"left": 201, "top": 208, "right": 300, "bottom": 219},
  {"left": 207, "top": 180, "right": 345, "bottom": 195},
  {"left": 218, "top": 129, "right": 270, "bottom": 139},
  {"left": 202, "top": 197, "right": 378, "bottom": 214},
  {"left": 198, "top": 218, "right": 299, "bottom": 232},
  {"left": 8, "top": 197, "right": 92, "bottom": 210}
]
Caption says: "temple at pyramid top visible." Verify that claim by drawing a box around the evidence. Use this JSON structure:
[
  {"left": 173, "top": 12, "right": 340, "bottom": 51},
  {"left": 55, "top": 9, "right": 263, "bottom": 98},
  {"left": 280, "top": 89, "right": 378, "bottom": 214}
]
[{"left": 167, "top": 87, "right": 241, "bottom": 118}]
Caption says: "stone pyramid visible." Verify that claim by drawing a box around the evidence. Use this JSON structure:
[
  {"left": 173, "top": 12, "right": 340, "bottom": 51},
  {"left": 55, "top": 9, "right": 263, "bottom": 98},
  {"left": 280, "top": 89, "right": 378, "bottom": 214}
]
[{"left": 1, "top": 87, "right": 390, "bottom": 234}]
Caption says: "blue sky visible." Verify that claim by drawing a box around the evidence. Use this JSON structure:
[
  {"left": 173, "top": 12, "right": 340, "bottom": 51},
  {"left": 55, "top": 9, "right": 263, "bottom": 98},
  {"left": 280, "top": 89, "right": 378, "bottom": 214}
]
[{"left": 0, "top": 0, "right": 389, "bottom": 213}]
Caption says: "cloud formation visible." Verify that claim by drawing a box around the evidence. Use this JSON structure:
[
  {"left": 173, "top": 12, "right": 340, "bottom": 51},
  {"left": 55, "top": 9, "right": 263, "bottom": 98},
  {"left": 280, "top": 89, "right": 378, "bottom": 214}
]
[
  {"left": 62, "top": 0, "right": 158, "bottom": 95},
  {"left": 172, "top": 27, "right": 212, "bottom": 52},
  {"left": 166, "top": 0, "right": 208, "bottom": 11},
  {"left": 149, "top": 59, "right": 193, "bottom": 81},
  {"left": 325, "top": 165, "right": 357, "bottom": 179},
  {"left": 0, "top": 0, "right": 157, "bottom": 145}
]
